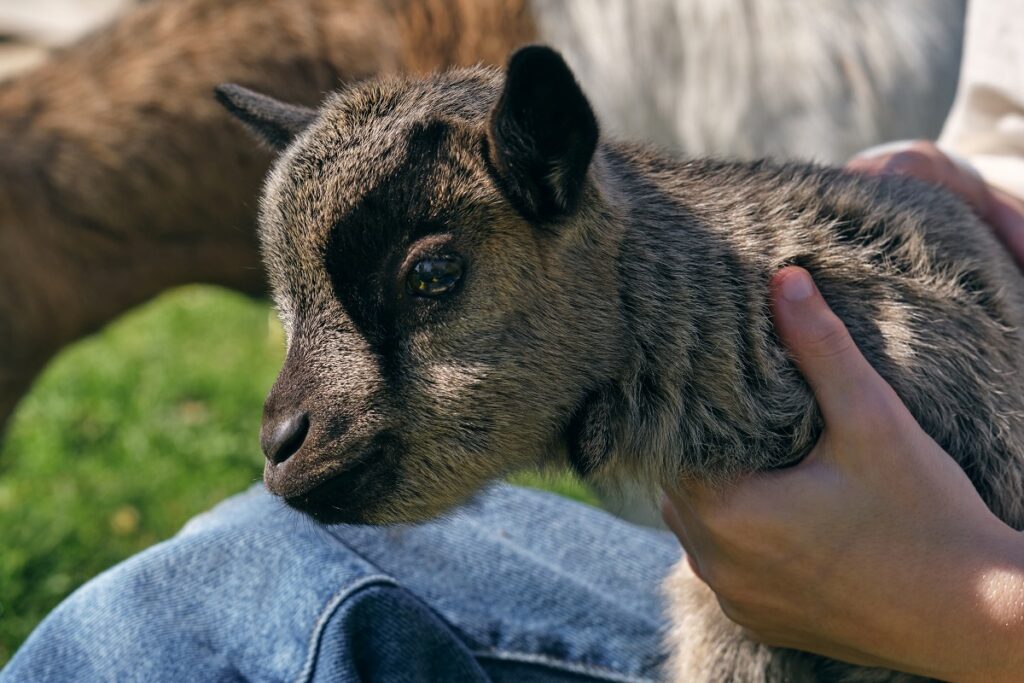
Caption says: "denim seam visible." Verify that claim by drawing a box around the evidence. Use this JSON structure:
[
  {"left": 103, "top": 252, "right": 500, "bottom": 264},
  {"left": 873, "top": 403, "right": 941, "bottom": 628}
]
[
  {"left": 472, "top": 648, "right": 658, "bottom": 683},
  {"left": 296, "top": 574, "right": 400, "bottom": 683}
]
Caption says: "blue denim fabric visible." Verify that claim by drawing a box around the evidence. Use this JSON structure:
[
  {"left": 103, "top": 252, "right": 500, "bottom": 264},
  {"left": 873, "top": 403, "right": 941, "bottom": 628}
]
[{"left": 3, "top": 484, "right": 680, "bottom": 682}]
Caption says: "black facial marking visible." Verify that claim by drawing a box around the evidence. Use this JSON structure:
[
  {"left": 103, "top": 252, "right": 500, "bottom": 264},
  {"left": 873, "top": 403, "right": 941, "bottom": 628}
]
[{"left": 323, "top": 119, "right": 467, "bottom": 377}]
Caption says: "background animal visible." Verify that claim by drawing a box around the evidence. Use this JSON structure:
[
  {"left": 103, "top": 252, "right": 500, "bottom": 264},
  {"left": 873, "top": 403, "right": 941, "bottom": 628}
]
[
  {"left": 0, "top": 0, "right": 964, "bottom": 435},
  {"left": 220, "top": 47, "right": 1024, "bottom": 681}
]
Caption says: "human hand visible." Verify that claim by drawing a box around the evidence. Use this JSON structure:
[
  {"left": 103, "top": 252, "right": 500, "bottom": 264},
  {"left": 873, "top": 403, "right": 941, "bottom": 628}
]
[
  {"left": 661, "top": 267, "right": 1024, "bottom": 681},
  {"left": 846, "top": 140, "right": 1024, "bottom": 270}
]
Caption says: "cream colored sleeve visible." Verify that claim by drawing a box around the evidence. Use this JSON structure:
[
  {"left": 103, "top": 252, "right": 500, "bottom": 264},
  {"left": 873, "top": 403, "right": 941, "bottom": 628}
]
[{"left": 939, "top": 0, "right": 1024, "bottom": 200}]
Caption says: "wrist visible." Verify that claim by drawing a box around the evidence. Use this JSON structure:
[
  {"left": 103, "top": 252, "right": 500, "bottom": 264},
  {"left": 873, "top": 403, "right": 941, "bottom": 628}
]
[{"left": 938, "top": 519, "right": 1024, "bottom": 683}]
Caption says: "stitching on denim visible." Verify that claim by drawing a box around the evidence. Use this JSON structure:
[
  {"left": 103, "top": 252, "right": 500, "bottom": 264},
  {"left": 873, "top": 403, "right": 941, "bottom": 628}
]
[
  {"left": 296, "top": 574, "right": 399, "bottom": 683},
  {"left": 472, "top": 648, "right": 658, "bottom": 683}
]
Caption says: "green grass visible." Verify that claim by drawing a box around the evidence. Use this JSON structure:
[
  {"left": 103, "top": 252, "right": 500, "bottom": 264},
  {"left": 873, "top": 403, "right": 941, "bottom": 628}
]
[{"left": 0, "top": 286, "right": 596, "bottom": 664}]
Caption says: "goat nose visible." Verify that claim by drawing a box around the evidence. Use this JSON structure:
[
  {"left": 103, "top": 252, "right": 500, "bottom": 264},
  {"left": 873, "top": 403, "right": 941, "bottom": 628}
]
[{"left": 261, "top": 412, "right": 310, "bottom": 465}]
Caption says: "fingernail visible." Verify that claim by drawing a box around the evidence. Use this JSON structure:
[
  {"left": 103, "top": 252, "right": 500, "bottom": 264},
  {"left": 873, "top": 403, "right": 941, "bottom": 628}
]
[{"left": 780, "top": 269, "right": 815, "bottom": 302}]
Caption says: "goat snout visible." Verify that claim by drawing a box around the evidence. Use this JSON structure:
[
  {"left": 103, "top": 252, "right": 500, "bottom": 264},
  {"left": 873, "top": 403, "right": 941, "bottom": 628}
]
[
  {"left": 259, "top": 397, "right": 365, "bottom": 501},
  {"left": 261, "top": 411, "right": 310, "bottom": 464}
]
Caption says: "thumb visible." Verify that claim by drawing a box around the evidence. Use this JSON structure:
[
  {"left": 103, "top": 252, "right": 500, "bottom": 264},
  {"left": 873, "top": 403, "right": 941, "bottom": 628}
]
[{"left": 770, "top": 267, "right": 900, "bottom": 429}]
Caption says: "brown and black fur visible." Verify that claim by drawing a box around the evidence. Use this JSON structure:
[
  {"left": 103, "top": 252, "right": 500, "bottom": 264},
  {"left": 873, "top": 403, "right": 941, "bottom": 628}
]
[{"left": 222, "top": 47, "right": 1024, "bottom": 681}]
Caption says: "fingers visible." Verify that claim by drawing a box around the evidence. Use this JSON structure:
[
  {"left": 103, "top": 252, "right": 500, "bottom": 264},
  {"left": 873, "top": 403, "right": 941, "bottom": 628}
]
[
  {"left": 847, "top": 141, "right": 1024, "bottom": 271},
  {"left": 847, "top": 141, "right": 992, "bottom": 217},
  {"left": 986, "top": 188, "right": 1024, "bottom": 271},
  {"left": 672, "top": 267, "right": 899, "bottom": 511},
  {"left": 770, "top": 267, "right": 902, "bottom": 430}
]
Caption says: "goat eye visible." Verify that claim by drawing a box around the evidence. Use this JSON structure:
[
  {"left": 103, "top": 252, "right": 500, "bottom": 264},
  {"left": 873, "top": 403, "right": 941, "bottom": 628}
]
[{"left": 406, "top": 255, "right": 464, "bottom": 297}]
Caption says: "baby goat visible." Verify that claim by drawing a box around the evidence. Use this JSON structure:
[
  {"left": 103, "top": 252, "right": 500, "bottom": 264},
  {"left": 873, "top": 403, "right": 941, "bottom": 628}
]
[{"left": 216, "top": 46, "right": 1024, "bottom": 682}]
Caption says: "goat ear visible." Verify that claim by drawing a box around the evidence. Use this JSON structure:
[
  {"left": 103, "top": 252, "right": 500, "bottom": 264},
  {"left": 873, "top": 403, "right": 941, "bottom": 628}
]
[
  {"left": 487, "top": 45, "right": 599, "bottom": 222},
  {"left": 214, "top": 84, "right": 316, "bottom": 151}
]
